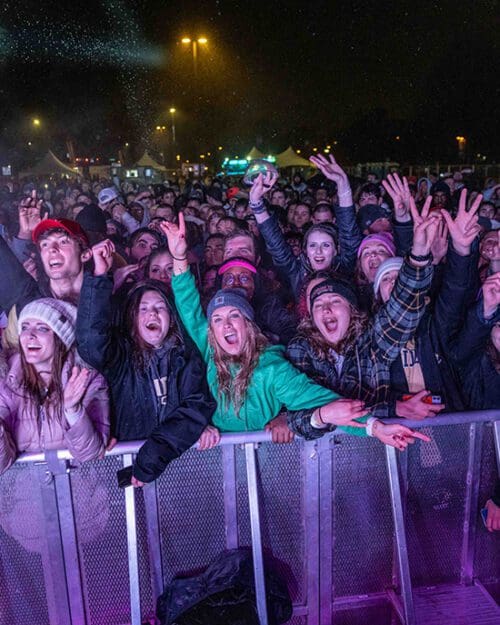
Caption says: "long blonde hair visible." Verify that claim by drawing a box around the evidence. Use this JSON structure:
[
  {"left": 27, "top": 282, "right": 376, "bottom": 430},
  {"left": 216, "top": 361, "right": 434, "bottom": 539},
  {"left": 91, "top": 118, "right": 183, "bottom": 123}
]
[{"left": 208, "top": 319, "right": 268, "bottom": 415}]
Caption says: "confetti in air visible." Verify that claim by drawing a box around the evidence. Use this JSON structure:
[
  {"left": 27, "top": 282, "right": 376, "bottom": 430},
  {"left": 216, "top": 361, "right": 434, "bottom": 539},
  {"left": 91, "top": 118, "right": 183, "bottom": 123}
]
[{"left": 0, "top": 0, "right": 164, "bottom": 138}]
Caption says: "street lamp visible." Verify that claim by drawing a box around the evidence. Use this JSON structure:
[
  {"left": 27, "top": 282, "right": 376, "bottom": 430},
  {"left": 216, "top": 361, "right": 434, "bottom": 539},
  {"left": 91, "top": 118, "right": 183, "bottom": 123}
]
[
  {"left": 181, "top": 36, "right": 208, "bottom": 77},
  {"left": 169, "top": 108, "right": 176, "bottom": 145}
]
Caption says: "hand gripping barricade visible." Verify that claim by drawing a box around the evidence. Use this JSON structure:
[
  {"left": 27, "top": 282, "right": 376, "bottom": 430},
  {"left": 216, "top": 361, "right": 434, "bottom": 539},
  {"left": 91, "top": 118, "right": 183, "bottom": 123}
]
[{"left": 0, "top": 411, "right": 498, "bottom": 625}]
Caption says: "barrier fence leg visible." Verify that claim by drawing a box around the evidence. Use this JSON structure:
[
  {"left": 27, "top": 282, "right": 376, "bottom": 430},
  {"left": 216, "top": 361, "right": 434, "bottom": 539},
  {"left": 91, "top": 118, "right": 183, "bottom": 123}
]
[
  {"left": 460, "top": 423, "right": 484, "bottom": 585},
  {"left": 222, "top": 444, "right": 239, "bottom": 549},
  {"left": 123, "top": 454, "right": 142, "bottom": 625},
  {"left": 317, "top": 436, "right": 333, "bottom": 625},
  {"left": 52, "top": 464, "right": 87, "bottom": 625},
  {"left": 385, "top": 445, "right": 415, "bottom": 625},
  {"left": 143, "top": 480, "right": 164, "bottom": 613},
  {"left": 302, "top": 439, "right": 321, "bottom": 625},
  {"left": 244, "top": 442, "right": 268, "bottom": 625},
  {"left": 494, "top": 421, "right": 500, "bottom": 472},
  {"left": 37, "top": 462, "right": 74, "bottom": 625}
]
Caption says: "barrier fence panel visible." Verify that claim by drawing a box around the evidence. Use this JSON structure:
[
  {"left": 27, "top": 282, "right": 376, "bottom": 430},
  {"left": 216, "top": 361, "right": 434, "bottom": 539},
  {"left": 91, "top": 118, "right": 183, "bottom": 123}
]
[{"left": 0, "top": 412, "right": 499, "bottom": 625}]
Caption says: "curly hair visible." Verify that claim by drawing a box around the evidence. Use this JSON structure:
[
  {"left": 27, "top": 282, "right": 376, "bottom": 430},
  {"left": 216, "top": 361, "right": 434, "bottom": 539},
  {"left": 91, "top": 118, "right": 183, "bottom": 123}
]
[
  {"left": 208, "top": 319, "right": 268, "bottom": 415},
  {"left": 295, "top": 304, "right": 369, "bottom": 360}
]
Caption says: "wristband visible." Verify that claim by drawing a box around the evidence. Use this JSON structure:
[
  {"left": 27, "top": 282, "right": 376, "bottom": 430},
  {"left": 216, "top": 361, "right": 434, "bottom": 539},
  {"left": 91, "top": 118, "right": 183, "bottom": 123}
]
[
  {"left": 366, "top": 417, "right": 378, "bottom": 437},
  {"left": 248, "top": 200, "right": 267, "bottom": 214},
  {"left": 409, "top": 251, "right": 433, "bottom": 263},
  {"left": 171, "top": 255, "right": 187, "bottom": 261}
]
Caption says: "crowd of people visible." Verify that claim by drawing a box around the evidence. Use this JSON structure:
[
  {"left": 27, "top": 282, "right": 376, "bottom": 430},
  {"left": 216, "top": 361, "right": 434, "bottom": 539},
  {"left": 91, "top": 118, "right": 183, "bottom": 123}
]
[{"left": 0, "top": 154, "right": 498, "bottom": 530}]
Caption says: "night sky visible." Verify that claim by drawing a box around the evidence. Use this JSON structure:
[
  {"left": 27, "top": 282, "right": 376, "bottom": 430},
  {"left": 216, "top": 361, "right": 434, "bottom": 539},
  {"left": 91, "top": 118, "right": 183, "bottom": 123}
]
[{"left": 0, "top": 0, "right": 498, "bottom": 165}]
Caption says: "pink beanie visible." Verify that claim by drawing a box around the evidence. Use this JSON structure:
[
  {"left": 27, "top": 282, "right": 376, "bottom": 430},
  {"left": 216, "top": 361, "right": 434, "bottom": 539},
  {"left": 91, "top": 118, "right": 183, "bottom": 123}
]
[{"left": 357, "top": 232, "right": 396, "bottom": 258}]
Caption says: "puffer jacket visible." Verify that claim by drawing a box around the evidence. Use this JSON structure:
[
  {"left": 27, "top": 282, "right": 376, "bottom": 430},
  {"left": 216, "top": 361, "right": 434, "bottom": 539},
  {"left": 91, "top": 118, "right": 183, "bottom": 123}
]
[
  {"left": 0, "top": 352, "right": 109, "bottom": 474},
  {"left": 76, "top": 273, "right": 216, "bottom": 483}
]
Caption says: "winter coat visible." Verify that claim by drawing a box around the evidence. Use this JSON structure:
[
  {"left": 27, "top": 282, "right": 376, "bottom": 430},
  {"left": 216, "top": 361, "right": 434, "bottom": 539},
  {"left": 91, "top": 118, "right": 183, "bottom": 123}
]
[
  {"left": 388, "top": 247, "right": 477, "bottom": 412},
  {"left": 286, "top": 258, "right": 433, "bottom": 428},
  {"left": 76, "top": 273, "right": 216, "bottom": 483},
  {"left": 171, "top": 269, "right": 367, "bottom": 437},
  {"left": 257, "top": 206, "right": 361, "bottom": 299},
  {"left": 451, "top": 299, "right": 500, "bottom": 410},
  {"left": 0, "top": 352, "right": 109, "bottom": 474}
]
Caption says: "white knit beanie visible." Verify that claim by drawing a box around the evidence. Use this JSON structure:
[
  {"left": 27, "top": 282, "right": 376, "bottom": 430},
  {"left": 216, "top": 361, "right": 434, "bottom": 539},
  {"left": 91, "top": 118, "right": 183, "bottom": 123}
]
[
  {"left": 373, "top": 257, "right": 404, "bottom": 296},
  {"left": 18, "top": 298, "right": 77, "bottom": 349}
]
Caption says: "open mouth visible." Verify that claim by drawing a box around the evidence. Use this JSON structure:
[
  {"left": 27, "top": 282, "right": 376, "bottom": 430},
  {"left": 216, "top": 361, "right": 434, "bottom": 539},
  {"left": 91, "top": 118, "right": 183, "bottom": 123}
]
[
  {"left": 323, "top": 318, "right": 338, "bottom": 333},
  {"left": 145, "top": 321, "right": 160, "bottom": 331},
  {"left": 26, "top": 345, "right": 42, "bottom": 352},
  {"left": 49, "top": 260, "right": 63, "bottom": 268},
  {"left": 224, "top": 332, "right": 238, "bottom": 345},
  {"left": 368, "top": 259, "right": 380, "bottom": 270}
]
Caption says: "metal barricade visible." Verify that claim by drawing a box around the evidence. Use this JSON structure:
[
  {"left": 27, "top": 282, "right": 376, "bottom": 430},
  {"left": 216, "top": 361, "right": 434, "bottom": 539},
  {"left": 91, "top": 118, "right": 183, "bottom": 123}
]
[{"left": 0, "top": 412, "right": 498, "bottom": 625}]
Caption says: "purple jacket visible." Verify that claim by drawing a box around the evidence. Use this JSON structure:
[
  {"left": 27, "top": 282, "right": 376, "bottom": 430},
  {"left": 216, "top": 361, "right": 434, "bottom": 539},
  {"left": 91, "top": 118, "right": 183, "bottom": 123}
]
[{"left": 0, "top": 352, "right": 109, "bottom": 474}]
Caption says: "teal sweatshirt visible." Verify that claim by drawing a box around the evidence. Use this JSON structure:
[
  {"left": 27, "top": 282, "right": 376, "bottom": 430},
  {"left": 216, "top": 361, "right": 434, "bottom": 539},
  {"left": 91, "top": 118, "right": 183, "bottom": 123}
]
[{"left": 172, "top": 270, "right": 367, "bottom": 435}]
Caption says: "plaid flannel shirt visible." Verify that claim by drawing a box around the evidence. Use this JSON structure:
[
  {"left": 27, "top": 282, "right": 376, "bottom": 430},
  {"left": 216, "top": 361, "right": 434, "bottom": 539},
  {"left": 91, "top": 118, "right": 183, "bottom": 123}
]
[{"left": 286, "top": 258, "right": 433, "bottom": 439}]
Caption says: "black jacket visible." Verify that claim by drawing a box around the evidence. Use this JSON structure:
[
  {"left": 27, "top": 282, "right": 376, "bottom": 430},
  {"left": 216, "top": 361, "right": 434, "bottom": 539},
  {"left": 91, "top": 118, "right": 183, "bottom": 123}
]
[
  {"left": 388, "top": 247, "right": 477, "bottom": 413},
  {"left": 76, "top": 273, "right": 216, "bottom": 483}
]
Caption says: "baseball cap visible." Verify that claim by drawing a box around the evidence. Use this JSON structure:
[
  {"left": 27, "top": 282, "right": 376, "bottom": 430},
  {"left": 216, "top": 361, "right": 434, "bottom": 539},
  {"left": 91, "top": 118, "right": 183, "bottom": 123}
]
[
  {"left": 32, "top": 218, "right": 90, "bottom": 247},
  {"left": 98, "top": 187, "right": 119, "bottom": 204}
]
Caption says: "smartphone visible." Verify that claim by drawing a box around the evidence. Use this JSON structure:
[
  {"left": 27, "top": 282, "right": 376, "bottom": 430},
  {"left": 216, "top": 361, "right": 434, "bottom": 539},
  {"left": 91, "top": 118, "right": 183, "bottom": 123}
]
[
  {"left": 402, "top": 394, "right": 442, "bottom": 405},
  {"left": 117, "top": 466, "right": 134, "bottom": 489}
]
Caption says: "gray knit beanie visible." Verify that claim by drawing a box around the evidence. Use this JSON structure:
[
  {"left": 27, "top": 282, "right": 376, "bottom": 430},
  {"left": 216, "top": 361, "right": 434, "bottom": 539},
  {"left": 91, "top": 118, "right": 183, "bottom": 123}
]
[
  {"left": 207, "top": 288, "right": 255, "bottom": 321},
  {"left": 18, "top": 298, "right": 77, "bottom": 349}
]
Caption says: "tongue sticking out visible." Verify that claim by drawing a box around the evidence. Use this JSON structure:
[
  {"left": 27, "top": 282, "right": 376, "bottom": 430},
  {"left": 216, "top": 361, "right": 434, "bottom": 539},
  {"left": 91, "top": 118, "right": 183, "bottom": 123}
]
[{"left": 225, "top": 334, "right": 238, "bottom": 345}]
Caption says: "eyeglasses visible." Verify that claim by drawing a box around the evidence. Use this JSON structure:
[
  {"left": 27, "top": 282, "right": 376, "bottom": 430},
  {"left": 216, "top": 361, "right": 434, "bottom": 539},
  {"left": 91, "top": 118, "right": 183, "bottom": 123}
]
[{"left": 222, "top": 273, "right": 253, "bottom": 287}]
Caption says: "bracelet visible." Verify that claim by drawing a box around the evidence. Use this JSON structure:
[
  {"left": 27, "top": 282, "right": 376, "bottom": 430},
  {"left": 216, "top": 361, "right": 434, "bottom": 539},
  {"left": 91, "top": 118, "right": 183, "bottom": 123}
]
[
  {"left": 171, "top": 255, "right": 187, "bottom": 261},
  {"left": 317, "top": 406, "right": 326, "bottom": 425},
  {"left": 409, "top": 251, "right": 433, "bottom": 263},
  {"left": 248, "top": 200, "right": 267, "bottom": 214}
]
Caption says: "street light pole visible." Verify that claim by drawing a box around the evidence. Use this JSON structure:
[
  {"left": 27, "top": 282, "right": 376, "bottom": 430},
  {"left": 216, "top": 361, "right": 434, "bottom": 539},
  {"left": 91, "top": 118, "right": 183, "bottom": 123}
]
[
  {"left": 170, "top": 108, "right": 176, "bottom": 146},
  {"left": 181, "top": 36, "right": 208, "bottom": 77}
]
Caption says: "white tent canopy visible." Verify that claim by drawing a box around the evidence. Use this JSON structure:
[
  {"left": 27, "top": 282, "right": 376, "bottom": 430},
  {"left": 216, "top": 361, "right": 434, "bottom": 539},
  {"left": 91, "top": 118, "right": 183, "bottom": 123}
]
[
  {"left": 134, "top": 150, "right": 166, "bottom": 171},
  {"left": 246, "top": 146, "right": 265, "bottom": 160},
  {"left": 275, "top": 146, "right": 311, "bottom": 168}
]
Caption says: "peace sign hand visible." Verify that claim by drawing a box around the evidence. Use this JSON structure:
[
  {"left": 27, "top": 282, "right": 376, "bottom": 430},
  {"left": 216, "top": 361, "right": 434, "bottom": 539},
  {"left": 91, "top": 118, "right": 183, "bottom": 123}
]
[{"left": 441, "top": 188, "right": 482, "bottom": 256}]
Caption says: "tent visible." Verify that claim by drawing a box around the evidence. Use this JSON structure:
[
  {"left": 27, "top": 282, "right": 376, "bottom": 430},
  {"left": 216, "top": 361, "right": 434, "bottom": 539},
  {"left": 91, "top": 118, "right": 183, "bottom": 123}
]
[
  {"left": 134, "top": 150, "right": 166, "bottom": 172},
  {"left": 275, "top": 146, "right": 311, "bottom": 168},
  {"left": 25, "top": 150, "right": 78, "bottom": 177},
  {"left": 246, "top": 146, "right": 265, "bottom": 161}
]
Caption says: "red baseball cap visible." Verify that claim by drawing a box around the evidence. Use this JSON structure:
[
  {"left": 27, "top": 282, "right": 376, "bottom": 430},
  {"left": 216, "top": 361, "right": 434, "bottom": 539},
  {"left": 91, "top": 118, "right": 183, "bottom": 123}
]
[
  {"left": 32, "top": 218, "right": 90, "bottom": 247},
  {"left": 226, "top": 187, "right": 241, "bottom": 200}
]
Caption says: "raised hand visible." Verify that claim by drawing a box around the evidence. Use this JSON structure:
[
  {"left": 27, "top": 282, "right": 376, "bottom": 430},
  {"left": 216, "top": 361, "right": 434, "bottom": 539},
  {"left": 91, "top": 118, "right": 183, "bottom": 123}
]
[
  {"left": 113, "top": 263, "right": 139, "bottom": 292},
  {"left": 318, "top": 398, "right": 369, "bottom": 428},
  {"left": 482, "top": 272, "right": 500, "bottom": 318},
  {"left": 160, "top": 212, "right": 187, "bottom": 261},
  {"left": 382, "top": 173, "right": 412, "bottom": 222},
  {"left": 409, "top": 195, "right": 441, "bottom": 258},
  {"left": 91, "top": 239, "right": 115, "bottom": 276},
  {"left": 309, "top": 154, "right": 350, "bottom": 196},
  {"left": 63, "top": 366, "right": 90, "bottom": 411},
  {"left": 430, "top": 218, "right": 449, "bottom": 265},
  {"left": 18, "top": 190, "right": 48, "bottom": 238},
  {"left": 265, "top": 412, "right": 295, "bottom": 444},
  {"left": 440, "top": 188, "right": 482, "bottom": 256},
  {"left": 249, "top": 171, "right": 279, "bottom": 205},
  {"left": 372, "top": 422, "right": 431, "bottom": 451}
]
